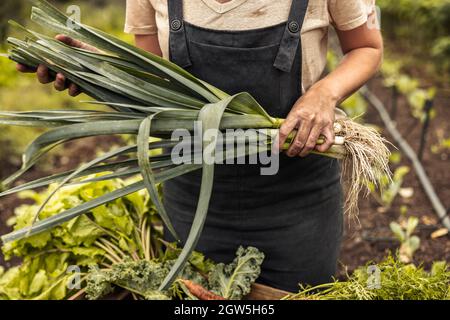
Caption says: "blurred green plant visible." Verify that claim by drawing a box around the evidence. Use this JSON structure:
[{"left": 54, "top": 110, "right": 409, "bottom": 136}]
[
  {"left": 340, "top": 93, "right": 368, "bottom": 120},
  {"left": 388, "top": 151, "right": 402, "bottom": 165},
  {"left": 368, "top": 165, "right": 410, "bottom": 209},
  {"left": 407, "top": 88, "right": 437, "bottom": 122},
  {"left": 431, "top": 137, "right": 450, "bottom": 154},
  {"left": 0, "top": 0, "right": 26, "bottom": 42},
  {"left": 390, "top": 216, "right": 421, "bottom": 263},
  {"left": 378, "top": 0, "right": 450, "bottom": 73},
  {"left": 0, "top": 55, "right": 19, "bottom": 87},
  {"left": 0, "top": 0, "right": 131, "bottom": 163},
  {"left": 431, "top": 36, "right": 450, "bottom": 70},
  {"left": 381, "top": 57, "right": 437, "bottom": 122},
  {"left": 377, "top": 0, "right": 450, "bottom": 77},
  {"left": 378, "top": 0, "right": 450, "bottom": 38}
]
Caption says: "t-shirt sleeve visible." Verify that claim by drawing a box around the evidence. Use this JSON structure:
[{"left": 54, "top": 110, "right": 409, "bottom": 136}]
[
  {"left": 124, "top": 0, "right": 157, "bottom": 35},
  {"left": 328, "top": 0, "right": 376, "bottom": 31}
]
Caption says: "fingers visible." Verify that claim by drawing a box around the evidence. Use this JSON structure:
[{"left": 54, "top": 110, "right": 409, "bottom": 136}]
[
  {"left": 285, "top": 113, "right": 335, "bottom": 157},
  {"left": 54, "top": 73, "right": 67, "bottom": 91},
  {"left": 34, "top": 63, "right": 79, "bottom": 95},
  {"left": 16, "top": 63, "right": 37, "bottom": 73},
  {"left": 55, "top": 74, "right": 81, "bottom": 95},
  {"left": 22, "top": 60, "right": 78, "bottom": 95},
  {"left": 299, "top": 125, "right": 323, "bottom": 157},
  {"left": 278, "top": 113, "right": 299, "bottom": 151},
  {"left": 37, "top": 64, "right": 53, "bottom": 84},
  {"left": 55, "top": 34, "right": 99, "bottom": 52},
  {"left": 315, "top": 126, "right": 335, "bottom": 153},
  {"left": 68, "top": 83, "right": 81, "bottom": 96},
  {"left": 287, "top": 120, "right": 312, "bottom": 157},
  {"left": 55, "top": 34, "right": 82, "bottom": 48}
]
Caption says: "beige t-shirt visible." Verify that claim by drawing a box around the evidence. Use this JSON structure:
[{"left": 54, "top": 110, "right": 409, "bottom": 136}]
[{"left": 125, "top": 0, "right": 375, "bottom": 92}]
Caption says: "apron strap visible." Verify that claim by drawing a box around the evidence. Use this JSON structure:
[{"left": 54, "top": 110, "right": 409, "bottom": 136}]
[
  {"left": 273, "top": 0, "right": 309, "bottom": 73},
  {"left": 168, "top": 0, "right": 192, "bottom": 68}
]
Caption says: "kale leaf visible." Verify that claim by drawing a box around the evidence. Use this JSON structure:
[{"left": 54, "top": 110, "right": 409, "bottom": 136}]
[{"left": 208, "top": 246, "right": 264, "bottom": 299}]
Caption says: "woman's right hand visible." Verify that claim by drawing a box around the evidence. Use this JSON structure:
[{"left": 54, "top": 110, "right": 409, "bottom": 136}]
[{"left": 16, "top": 34, "right": 99, "bottom": 97}]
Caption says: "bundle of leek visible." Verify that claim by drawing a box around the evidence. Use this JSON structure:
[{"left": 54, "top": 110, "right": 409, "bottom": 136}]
[{"left": 0, "top": 0, "right": 391, "bottom": 290}]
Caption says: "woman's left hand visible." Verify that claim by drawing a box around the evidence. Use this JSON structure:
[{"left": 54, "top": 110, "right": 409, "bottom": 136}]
[{"left": 278, "top": 83, "right": 337, "bottom": 157}]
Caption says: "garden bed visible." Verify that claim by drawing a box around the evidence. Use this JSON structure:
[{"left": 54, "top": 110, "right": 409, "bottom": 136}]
[{"left": 0, "top": 76, "right": 449, "bottom": 283}]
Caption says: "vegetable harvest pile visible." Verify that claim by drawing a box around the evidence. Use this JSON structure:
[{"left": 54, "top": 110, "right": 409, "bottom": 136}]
[
  {"left": 0, "top": 176, "right": 264, "bottom": 300},
  {"left": 0, "top": 0, "right": 391, "bottom": 293},
  {"left": 1, "top": 176, "right": 448, "bottom": 300}
]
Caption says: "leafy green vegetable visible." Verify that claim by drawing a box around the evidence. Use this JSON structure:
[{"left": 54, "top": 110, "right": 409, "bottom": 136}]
[
  {"left": 84, "top": 246, "right": 264, "bottom": 300},
  {"left": 0, "top": 174, "right": 154, "bottom": 299},
  {"left": 208, "top": 246, "right": 264, "bottom": 300},
  {"left": 0, "top": 253, "right": 73, "bottom": 300},
  {"left": 2, "top": 174, "right": 146, "bottom": 262},
  {"left": 85, "top": 259, "right": 171, "bottom": 300},
  {"left": 84, "top": 254, "right": 211, "bottom": 300},
  {"left": 161, "top": 243, "right": 216, "bottom": 276},
  {"left": 0, "top": 173, "right": 264, "bottom": 300}
]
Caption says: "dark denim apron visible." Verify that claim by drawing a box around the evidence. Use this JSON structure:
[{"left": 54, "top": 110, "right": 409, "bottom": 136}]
[{"left": 163, "top": 0, "right": 343, "bottom": 292}]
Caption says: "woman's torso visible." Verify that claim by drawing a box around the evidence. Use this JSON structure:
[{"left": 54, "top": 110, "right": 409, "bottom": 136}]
[{"left": 125, "top": 0, "right": 375, "bottom": 93}]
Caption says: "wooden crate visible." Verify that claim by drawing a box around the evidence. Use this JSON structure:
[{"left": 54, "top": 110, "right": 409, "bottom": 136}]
[{"left": 245, "top": 283, "right": 291, "bottom": 300}]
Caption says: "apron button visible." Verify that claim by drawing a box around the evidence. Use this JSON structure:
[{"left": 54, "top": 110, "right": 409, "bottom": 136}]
[
  {"left": 288, "top": 21, "right": 300, "bottom": 33},
  {"left": 171, "top": 19, "right": 182, "bottom": 32}
]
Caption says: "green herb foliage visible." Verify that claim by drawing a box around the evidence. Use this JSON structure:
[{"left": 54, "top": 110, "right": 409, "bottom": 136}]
[{"left": 286, "top": 255, "right": 450, "bottom": 300}]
